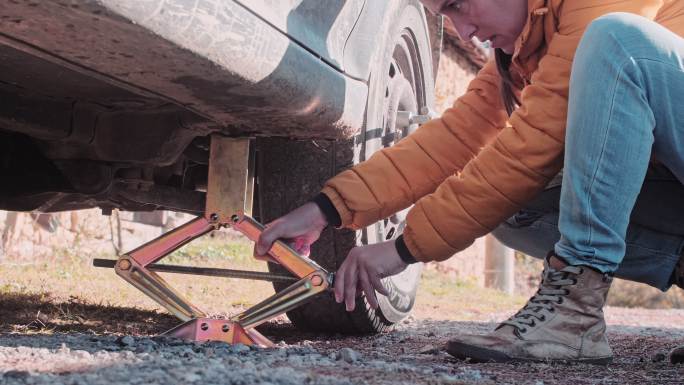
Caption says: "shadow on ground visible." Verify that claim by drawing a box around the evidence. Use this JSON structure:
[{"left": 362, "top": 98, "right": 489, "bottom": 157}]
[
  {"left": 0, "top": 291, "right": 301, "bottom": 340},
  {"left": 0, "top": 292, "right": 178, "bottom": 335}
]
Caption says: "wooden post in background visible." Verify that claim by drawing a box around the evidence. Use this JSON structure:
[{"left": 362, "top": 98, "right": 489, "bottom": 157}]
[{"left": 484, "top": 235, "right": 515, "bottom": 294}]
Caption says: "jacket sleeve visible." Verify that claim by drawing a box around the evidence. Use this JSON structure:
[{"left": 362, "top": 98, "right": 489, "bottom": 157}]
[
  {"left": 402, "top": 2, "right": 660, "bottom": 262},
  {"left": 321, "top": 60, "right": 508, "bottom": 230}
]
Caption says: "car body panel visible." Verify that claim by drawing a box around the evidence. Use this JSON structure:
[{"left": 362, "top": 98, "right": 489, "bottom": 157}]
[
  {"left": 235, "top": 0, "right": 366, "bottom": 72},
  {"left": 0, "top": 0, "right": 367, "bottom": 139}
]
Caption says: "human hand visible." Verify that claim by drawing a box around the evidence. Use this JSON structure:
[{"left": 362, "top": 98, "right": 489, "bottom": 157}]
[
  {"left": 334, "top": 240, "right": 408, "bottom": 311},
  {"left": 255, "top": 202, "right": 328, "bottom": 258}
]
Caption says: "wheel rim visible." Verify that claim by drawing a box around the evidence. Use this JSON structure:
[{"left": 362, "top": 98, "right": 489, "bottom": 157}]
[{"left": 364, "top": 28, "right": 427, "bottom": 321}]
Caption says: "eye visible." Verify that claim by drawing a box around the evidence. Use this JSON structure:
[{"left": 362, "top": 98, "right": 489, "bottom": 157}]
[{"left": 444, "top": 0, "right": 465, "bottom": 14}]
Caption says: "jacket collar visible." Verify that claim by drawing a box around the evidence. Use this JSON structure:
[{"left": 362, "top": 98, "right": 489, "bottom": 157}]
[{"left": 512, "top": 0, "right": 550, "bottom": 73}]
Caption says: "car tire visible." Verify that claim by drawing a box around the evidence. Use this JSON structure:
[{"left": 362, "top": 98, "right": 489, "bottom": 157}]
[{"left": 255, "top": 0, "right": 435, "bottom": 333}]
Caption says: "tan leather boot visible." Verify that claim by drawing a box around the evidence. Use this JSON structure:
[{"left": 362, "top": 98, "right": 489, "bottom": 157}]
[{"left": 447, "top": 254, "right": 614, "bottom": 364}]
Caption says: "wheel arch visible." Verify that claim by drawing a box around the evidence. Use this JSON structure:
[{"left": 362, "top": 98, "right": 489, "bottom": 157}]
[{"left": 343, "top": 1, "right": 442, "bottom": 84}]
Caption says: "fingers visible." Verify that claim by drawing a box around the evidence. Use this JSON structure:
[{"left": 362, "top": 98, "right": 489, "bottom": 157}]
[
  {"left": 359, "top": 267, "right": 379, "bottom": 309},
  {"left": 255, "top": 221, "right": 280, "bottom": 256},
  {"left": 333, "top": 252, "right": 359, "bottom": 312},
  {"left": 343, "top": 260, "right": 358, "bottom": 311},
  {"left": 292, "top": 237, "right": 311, "bottom": 257},
  {"left": 368, "top": 270, "right": 389, "bottom": 297},
  {"left": 334, "top": 260, "right": 346, "bottom": 303}
]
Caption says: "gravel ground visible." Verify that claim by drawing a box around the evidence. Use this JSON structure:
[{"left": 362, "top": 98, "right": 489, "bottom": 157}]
[{"left": 1, "top": 307, "right": 683, "bottom": 385}]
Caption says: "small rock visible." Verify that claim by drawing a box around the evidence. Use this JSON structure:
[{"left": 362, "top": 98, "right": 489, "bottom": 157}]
[
  {"left": 116, "top": 335, "right": 135, "bottom": 347},
  {"left": 287, "top": 355, "right": 304, "bottom": 366},
  {"left": 2, "top": 370, "right": 30, "bottom": 379},
  {"left": 180, "top": 347, "right": 194, "bottom": 357},
  {"left": 139, "top": 337, "right": 157, "bottom": 345},
  {"left": 58, "top": 343, "right": 70, "bottom": 353},
  {"left": 183, "top": 372, "right": 202, "bottom": 382},
  {"left": 72, "top": 350, "right": 92, "bottom": 359},
  {"left": 670, "top": 346, "right": 684, "bottom": 364},
  {"left": 135, "top": 344, "right": 154, "bottom": 354},
  {"left": 427, "top": 331, "right": 436, "bottom": 337},
  {"left": 374, "top": 335, "right": 389, "bottom": 345},
  {"left": 418, "top": 344, "right": 439, "bottom": 355},
  {"left": 460, "top": 369, "right": 483, "bottom": 381},
  {"left": 231, "top": 344, "right": 250, "bottom": 354},
  {"left": 205, "top": 341, "right": 228, "bottom": 348},
  {"left": 338, "top": 347, "right": 361, "bottom": 364},
  {"left": 170, "top": 339, "right": 190, "bottom": 346},
  {"left": 16, "top": 346, "right": 33, "bottom": 355},
  {"left": 151, "top": 336, "right": 174, "bottom": 345},
  {"left": 652, "top": 352, "right": 667, "bottom": 362},
  {"left": 36, "top": 312, "right": 50, "bottom": 324}
]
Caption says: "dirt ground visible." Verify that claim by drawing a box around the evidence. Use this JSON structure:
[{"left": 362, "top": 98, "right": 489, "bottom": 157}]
[
  {"left": 0, "top": 239, "right": 683, "bottom": 385},
  {"left": 0, "top": 296, "right": 682, "bottom": 385}
]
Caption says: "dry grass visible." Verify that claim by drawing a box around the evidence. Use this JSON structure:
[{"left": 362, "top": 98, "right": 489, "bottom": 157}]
[
  {"left": 0, "top": 235, "right": 527, "bottom": 334},
  {"left": 413, "top": 268, "right": 524, "bottom": 321},
  {"left": 2, "top": 234, "right": 680, "bottom": 337},
  {"left": 1, "top": 236, "right": 275, "bottom": 313}
]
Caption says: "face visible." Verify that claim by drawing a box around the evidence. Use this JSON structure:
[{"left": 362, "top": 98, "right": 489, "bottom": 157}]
[{"left": 422, "top": 0, "right": 528, "bottom": 54}]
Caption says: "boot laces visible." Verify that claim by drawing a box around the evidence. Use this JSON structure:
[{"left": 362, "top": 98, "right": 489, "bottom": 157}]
[{"left": 500, "top": 266, "right": 582, "bottom": 333}]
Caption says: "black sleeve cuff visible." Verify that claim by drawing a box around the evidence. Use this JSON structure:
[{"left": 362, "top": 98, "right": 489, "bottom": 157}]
[
  {"left": 395, "top": 235, "right": 418, "bottom": 264},
  {"left": 311, "top": 193, "right": 342, "bottom": 228}
]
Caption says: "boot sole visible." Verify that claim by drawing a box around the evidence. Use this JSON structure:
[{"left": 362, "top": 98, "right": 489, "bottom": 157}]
[{"left": 446, "top": 341, "right": 613, "bottom": 365}]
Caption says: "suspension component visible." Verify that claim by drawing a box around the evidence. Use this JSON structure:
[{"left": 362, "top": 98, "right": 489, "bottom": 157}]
[{"left": 94, "top": 135, "right": 335, "bottom": 347}]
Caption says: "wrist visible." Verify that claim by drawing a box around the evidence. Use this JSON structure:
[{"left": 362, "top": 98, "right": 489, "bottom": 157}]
[
  {"left": 311, "top": 193, "right": 341, "bottom": 227},
  {"left": 309, "top": 201, "right": 329, "bottom": 229},
  {"left": 395, "top": 235, "right": 418, "bottom": 265}
]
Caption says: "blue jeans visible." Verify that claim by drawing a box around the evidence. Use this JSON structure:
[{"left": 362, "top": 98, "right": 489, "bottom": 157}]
[
  {"left": 495, "top": 13, "right": 684, "bottom": 291},
  {"left": 493, "top": 165, "right": 684, "bottom": 291}
]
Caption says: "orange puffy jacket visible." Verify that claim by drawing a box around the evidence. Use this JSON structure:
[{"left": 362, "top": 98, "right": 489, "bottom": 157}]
[{"left": 321, "top": 0, "right": 684, "bottom": 263}]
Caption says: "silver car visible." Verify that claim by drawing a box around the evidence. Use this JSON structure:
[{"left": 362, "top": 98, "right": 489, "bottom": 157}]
[{"left": 0, "top": 0, "right": 445, "bottom": 333}]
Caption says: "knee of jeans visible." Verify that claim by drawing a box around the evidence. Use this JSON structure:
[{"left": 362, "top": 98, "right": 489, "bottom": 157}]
[
  {"left": 491, "top": 224, "right": 518, "bottom": 250},
  {"left": 582, "top": 13, "right": 650, "bottom": 51}
]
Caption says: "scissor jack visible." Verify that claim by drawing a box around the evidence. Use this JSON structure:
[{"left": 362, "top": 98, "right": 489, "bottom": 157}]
[{"left": 94, "top": 136, "right": 333, "bottom": 348}]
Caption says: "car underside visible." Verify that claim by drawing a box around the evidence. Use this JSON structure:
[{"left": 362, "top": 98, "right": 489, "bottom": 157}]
[{"left": 0, "top": 0, "right": 381, "bottom": 214}]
